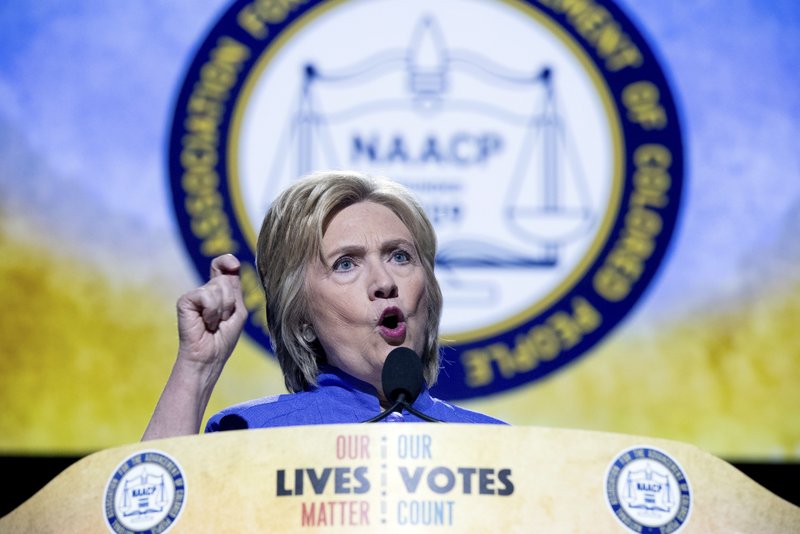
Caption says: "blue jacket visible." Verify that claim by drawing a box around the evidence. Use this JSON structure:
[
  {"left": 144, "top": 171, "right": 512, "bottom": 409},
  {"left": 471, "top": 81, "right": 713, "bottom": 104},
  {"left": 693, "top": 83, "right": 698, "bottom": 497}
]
[{"left": 206, "top": 365, "right": 506, "bottom": 431}]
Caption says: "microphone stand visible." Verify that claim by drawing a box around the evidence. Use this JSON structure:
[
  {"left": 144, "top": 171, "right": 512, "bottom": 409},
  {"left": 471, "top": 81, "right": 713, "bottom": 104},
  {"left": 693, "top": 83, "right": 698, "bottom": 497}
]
[{"left": 362, "top": 393, "right": 442, "bottom": 423}]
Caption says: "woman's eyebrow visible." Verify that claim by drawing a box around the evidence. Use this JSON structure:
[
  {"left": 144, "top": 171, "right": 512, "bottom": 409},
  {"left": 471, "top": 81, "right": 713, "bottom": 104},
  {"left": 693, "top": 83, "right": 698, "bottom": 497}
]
[
  {"left": 380, "top": 238, "right": 415, "bottom": 252},
  {"left": 323, "top": 244, "right": 366, "bottom": 262}
]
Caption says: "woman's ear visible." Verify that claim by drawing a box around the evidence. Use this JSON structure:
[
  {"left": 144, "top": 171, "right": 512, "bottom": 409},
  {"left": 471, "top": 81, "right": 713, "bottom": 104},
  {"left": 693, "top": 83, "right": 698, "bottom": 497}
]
[{"left": 301, "top": 324, "right": 317, "bottom": 343}]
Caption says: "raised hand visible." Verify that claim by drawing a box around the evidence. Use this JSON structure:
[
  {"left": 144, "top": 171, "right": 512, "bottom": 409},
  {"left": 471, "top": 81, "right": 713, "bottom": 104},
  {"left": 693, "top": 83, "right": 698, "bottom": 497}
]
[
  {"left": 142, "top": 254, "right": 249, "bottom": 440},
  {"left": 176, "top": 254, "right": 248, "bottom": 367}
]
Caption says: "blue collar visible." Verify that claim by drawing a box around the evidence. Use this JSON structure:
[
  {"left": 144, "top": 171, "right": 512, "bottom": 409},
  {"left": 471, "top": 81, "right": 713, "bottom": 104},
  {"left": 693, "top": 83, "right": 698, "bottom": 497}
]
[{"left": 314, "top": 364, "right": 436, "bottom": 414}]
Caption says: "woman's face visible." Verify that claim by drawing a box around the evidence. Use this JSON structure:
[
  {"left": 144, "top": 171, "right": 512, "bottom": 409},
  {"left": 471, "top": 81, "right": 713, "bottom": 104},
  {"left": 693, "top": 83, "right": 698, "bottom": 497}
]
[{"left": 305, "top": 201, "right": 428, "bottom": 396}]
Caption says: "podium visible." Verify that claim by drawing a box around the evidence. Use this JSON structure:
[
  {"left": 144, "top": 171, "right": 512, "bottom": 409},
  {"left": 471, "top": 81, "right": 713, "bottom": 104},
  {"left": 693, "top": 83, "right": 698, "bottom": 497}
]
[{"left": 2, "top": 425, "right": 798, "bottom": 533}]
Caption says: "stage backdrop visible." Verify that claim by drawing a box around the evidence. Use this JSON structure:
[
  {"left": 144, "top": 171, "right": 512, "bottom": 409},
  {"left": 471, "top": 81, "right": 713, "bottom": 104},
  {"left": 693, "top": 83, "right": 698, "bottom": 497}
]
[{"left": 1, "top": 0, "right": 798, "bottom": 461}]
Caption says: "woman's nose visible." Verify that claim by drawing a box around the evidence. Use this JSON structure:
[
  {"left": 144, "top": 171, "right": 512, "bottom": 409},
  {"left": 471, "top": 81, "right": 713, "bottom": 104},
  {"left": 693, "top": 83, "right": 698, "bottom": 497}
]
[{"left": 369, "top": 263, "right": 398, "bottom": 300}]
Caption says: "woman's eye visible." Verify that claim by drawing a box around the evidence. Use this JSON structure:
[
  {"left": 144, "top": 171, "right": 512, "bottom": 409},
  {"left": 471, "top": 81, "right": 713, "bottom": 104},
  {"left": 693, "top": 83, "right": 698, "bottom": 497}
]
[
  {"left": 333, "top": 257, "right": 355, "bottom": 271},
  {"left": 392, "top": 250, "right": 411, "bottom": 263}
]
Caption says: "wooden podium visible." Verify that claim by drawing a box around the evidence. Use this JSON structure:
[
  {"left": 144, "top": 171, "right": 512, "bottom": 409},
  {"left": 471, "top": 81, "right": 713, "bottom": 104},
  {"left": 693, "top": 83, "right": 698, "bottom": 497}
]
[{"left": 2, "top": 425, "right": 798, "bottom": 533}]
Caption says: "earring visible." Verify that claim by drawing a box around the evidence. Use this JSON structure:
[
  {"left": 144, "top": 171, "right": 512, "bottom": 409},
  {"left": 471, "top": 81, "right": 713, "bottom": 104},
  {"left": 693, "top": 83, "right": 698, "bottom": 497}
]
[{"left": 302, "top": 325, "right": 317, "bottom": 343}]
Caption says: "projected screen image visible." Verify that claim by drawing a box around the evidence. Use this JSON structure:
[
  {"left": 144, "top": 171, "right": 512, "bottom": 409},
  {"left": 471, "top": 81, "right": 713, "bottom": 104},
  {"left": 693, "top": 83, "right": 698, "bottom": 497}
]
[{"left": 0, "top": 0, "right": 798, "bottom": 461}]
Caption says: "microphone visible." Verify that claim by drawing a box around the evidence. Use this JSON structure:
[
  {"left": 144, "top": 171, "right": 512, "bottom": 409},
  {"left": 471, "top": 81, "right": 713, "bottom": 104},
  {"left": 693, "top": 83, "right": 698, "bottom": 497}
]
[
  {"left": 218, "top": 413, "right": 249, "bottom": 431},
  {"left": 383, "top": 347, "right": 424, "bottom": 406},
  {"left": 362, "top": 347, "right": 441, "bottom": 423}
]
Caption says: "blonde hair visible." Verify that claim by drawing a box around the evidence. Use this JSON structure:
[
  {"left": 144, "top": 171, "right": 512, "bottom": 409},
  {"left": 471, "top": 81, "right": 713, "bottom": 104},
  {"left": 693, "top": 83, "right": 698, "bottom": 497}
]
[{"left": 256, "top": 170, "right": 442, "bottom": 392}]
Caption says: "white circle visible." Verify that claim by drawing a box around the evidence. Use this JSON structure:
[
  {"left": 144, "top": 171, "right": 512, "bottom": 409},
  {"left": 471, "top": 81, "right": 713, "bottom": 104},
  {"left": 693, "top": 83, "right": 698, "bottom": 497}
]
[
  {"left": 233, "top": 0, "right": 615, "bottom": 335},
  {"left": 615, "top": 457, "right": 681, "bottom": 527},
  {"left": 114, "top": 463, "right": 177, "bottom": 530}
]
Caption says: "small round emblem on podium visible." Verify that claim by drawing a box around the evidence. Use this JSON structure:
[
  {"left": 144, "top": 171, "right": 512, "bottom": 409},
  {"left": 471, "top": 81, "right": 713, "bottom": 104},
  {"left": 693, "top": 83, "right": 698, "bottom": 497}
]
[
  {"left": 605, "top": 446, "right": 692, "bottom": 533},
  {"left": 103, "top": 450, "right": 186, "bottom": 534}
]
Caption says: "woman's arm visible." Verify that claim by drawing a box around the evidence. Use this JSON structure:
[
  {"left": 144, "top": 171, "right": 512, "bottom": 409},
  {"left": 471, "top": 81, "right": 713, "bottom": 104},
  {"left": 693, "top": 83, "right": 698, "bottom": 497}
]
[{"left": 142, "top": 254, "right": 248, "bottom": 440}]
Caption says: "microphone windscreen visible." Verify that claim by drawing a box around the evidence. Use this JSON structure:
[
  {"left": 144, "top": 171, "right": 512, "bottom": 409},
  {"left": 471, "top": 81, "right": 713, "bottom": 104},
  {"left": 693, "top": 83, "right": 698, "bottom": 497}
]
[
  {"left": 382, "top": 347, "right": 424, "bottom": 404},
  {"left": 218, "top": 413, "right": 249, "bottom": 431}
]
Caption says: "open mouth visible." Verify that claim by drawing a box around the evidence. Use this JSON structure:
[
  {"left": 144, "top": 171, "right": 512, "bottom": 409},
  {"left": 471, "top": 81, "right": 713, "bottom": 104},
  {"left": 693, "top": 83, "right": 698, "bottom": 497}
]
[
  {"left": 378, "top": 307, "right": 405, "bottom": 337},
  {"left": 381, "top": 313, "right": 400, "bottom": 329}
]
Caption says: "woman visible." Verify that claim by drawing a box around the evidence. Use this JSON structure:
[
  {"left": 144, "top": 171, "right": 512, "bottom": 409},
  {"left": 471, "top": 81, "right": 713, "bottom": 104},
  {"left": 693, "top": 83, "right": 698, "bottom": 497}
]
[{"left": 143, "top": 171, "right": 504, "bottom": 440}]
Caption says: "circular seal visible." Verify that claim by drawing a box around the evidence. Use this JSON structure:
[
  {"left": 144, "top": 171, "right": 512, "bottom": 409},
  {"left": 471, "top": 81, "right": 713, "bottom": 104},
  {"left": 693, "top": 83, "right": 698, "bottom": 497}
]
[
  {"left": 104, "top": 450, "right": 186, "bottom": 534},
  {"left": 605, "top": 446, "right": 692, "bottom": 533},
  {"left": 168, "top": 0, "right": 684, "bottom": 400}
]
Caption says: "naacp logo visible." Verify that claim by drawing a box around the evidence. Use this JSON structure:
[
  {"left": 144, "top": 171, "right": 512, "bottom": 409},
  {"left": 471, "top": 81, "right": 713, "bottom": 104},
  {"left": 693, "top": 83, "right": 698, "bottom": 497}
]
[
  {"left": 104, "top": 451, "right": 186, "bottom": 534},
  {"left": 606, "top": 447, "right": 692, "bottom": 533},
  {"left": 168, "top": 0, "right": 684, "bottom": 399}
]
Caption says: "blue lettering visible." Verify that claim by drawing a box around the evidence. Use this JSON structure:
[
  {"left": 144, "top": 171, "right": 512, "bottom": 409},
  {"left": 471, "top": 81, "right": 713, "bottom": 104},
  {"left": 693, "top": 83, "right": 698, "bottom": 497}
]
[
  {"left": 131, "top": 486, "right": 156, "bottom": 497},
  {"left": 497, "top": 469, "right": 514, "bottom": 495},
  {"left": 353, "top": 466, "right": 370, "bottom": 494},
  {"left": 386, "top": 136, "right": 409, "bottom": 162},
  {"left": 450, "top": 133, "right": 471, "bottom": 164},
  {"left": 399, "top": 466, "right": 425, "bottom": 493},
  {"left": 349, "top": 133, "right": 504, "bottom": 165},
  {"left": 478, "top": 468, "right": 495, "bottom": 495},
  {"left": 428, "top": 467, "right": 455, "bottom": 494},
  {"left": 637, "top": 482, "right": 662, "bottom": 492},
  {"left": 307, "top": 468, "right": 332, "bottom": 494},
  {"left": 397, "top": 500, "right": 454, "bottom": 526},
  {"left": 456, "top": 468, "right": 476, "bottom": 493},
  {"left": 276, "top": 470, "right": 292, "bottom": 496},
  {"left": 420, "top": 136, "right": 443, "bottom": 163},
  {"left": 397, "top": 434, "right": 432, "bottom": 459},
  {"left": 477, "top": 133, "right": 503, "bottom": 163},
  {"left": 334, "top": 467, "right": 350, "bottom": 493},
  {"left": 398, "top": 466, "right": 514, "bottom": 495},
  {"left": 351, "top": 135, "right": 379, "bottom": 162}
]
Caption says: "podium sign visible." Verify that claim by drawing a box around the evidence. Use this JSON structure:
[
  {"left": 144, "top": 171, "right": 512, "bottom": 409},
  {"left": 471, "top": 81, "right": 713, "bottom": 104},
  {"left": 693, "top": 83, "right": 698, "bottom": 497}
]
[{"left": 3, "top": 425, "right": 798, "bottom": 532}]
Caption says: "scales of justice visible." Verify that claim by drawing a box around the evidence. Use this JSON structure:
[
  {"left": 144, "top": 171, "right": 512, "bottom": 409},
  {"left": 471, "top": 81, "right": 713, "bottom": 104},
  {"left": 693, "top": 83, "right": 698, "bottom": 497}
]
[{"left": 252, "top": 15, "right": 602, "bottom": 310}]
